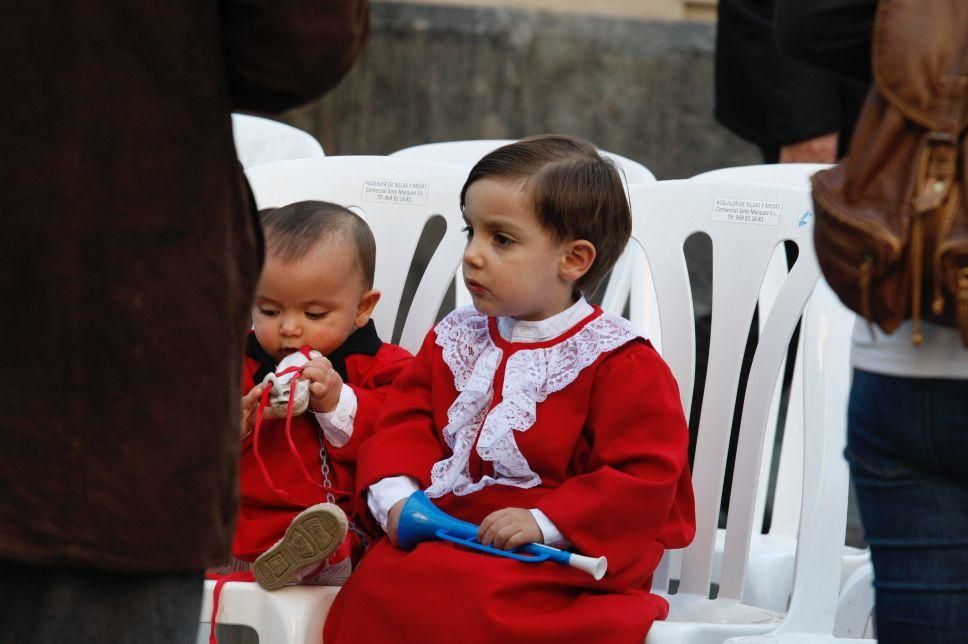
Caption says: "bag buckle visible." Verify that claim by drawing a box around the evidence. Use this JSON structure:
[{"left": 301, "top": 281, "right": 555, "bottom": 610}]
[
  {"left": 913, "top": 131, "right": 959, "bottom": 212},
  {"left": 926, "top": 130, "right": 957, "bottom": 145}
]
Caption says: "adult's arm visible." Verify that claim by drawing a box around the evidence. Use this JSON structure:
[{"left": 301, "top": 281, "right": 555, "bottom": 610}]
[
  {"left": 221, "top": 0, "right": 370, "bottom": 113},
  {"left": 774, "top": 0, "right": 877, "bottom": 82}
]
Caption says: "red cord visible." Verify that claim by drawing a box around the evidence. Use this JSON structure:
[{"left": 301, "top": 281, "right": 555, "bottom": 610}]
[
  {"left": 205, "top": 570, "right": 255, "bottom": 644},
  {"left": 282, "top": 366, "right": 323, "bottom": 489},
  {"left": 250, "top": 360, "right": 351, "bottom": 505},
  {"left": 251, "top": 385, "right": 304, "bottom": 505}
]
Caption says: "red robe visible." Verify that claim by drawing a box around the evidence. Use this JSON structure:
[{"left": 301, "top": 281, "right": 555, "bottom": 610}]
[
  {"left": 324, "top": 307, "right": 695, "bottom": 643},
  {"left": 232, "top": 324, "right": 412, "bottom": 562}
]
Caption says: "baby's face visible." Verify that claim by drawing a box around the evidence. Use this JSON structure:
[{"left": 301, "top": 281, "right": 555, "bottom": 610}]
[{"left": 253, "top": 240, "right": 369, "bottom": 363}]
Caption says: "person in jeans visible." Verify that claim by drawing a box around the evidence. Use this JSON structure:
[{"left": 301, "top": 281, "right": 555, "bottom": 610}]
[{"left": 777, "top": 1, "right": 968, "bottom": 641}]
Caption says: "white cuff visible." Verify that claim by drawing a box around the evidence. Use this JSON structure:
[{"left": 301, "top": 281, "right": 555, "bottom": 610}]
[
  {"left": 530, "top": 509, "right": 570, "bottom": 548},
  {"left": 367, "top": 476, "right": 421, "bottom": 531},
  {"left": 313, "top": 384, "right": 357, "bottom": 448}
]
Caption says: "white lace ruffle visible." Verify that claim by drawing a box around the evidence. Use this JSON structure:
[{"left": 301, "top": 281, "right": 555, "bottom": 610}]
[
  {"left": 427, "top": 307, "right": 501, "bottom": 497},
  {"left": 425, "top": 306, "right": 639, "bottom": 498}
]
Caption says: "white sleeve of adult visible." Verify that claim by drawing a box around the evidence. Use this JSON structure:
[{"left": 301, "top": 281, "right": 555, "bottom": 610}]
[
  {"left": 367, "top": 476, "right": 421, "bottom": 530},
  {"left": 530, "top": 508, "right": 571, "bottom": 548},
  {"left": 312, "top": 384, "right": 357, "bottom": 447}
]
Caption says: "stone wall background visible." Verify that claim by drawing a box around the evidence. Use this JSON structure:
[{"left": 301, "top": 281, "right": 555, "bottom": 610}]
[{"left": 275, "top": 2, "right": 759, "bottom": 179}]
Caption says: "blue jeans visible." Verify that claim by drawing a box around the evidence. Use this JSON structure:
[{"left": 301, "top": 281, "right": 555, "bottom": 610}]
[{"left": 846, "top": 370, "right": 968, "bottom": 643}]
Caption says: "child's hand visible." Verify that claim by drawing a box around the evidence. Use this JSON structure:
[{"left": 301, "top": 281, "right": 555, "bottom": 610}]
[
  {"left": 240, "top": 382, "right": 268, "bottom": 438},
  {"left": 386, "top": 497, "right": 408, "bottom": 546},
  {"left": 478, "top": 508, "right": 543, "bottom": 551},
  {"left": 301, "top": 356, "right": 344, "bottom": 413}
]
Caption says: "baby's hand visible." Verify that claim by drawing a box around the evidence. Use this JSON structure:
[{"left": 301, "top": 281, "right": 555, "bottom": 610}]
[
  {"left": 478, "top": 507, "right": 543, "bottom": 551},
  {"left": 240, "top": 382, "right": 268, "bottom": 438},
  {"left": 386, "top": 497, "right": 408, "bottom": 546},
  {"left": 301, "top": 356, "right": 343, "bottom": 413}
]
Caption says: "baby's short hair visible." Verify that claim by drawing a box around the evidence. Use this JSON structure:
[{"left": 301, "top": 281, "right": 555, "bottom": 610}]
[
  {"left": 260, "top": 200, "right": 376, "bottom": 289},
  {"left": 459, "top": 135, "right": 631, "bottom": 298}
]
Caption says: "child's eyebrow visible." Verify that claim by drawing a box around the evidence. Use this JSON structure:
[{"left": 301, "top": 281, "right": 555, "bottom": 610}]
[
  {"left": 301, "top": 299, "right": 335, "bottom": 308},
  {"left": 480, "top": 215, "right": 525, "bottom": 235},
  {"left": 463, "top": 209, "right": 526, "bottom": 235}
]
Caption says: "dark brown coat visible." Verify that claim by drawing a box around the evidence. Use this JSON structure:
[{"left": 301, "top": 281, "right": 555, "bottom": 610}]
[{"left": 0, "top": 0, "right": 369, "bottom": 571}]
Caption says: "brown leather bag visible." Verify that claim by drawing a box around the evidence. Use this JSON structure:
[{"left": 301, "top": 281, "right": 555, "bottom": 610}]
[{"left": 811, "top": 0, "right": 968, "bottom": 346}]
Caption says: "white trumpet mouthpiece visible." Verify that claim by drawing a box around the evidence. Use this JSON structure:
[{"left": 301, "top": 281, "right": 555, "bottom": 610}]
[{"left": 569, "top": 554, "right": 608, "bottom": 581}]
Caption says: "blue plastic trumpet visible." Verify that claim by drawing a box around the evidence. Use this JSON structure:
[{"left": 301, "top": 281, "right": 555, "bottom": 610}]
[{"left": 396, "top": 491, "right": 608, "bottom": 580}]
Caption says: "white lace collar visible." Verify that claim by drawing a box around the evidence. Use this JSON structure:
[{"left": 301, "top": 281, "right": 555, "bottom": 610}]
[
  {"left": 427, "top": 305, "right": 641, "bottom": 498},
  {"left": 496, "top": 298, "right": 594, "bottom": 344}
]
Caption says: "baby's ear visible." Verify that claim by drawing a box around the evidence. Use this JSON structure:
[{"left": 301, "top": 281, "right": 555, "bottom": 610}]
[{"left": 355, "top": 289, "right": 381, "bottom": 328}]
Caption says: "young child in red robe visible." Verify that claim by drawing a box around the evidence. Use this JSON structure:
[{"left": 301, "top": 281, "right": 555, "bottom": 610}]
[
  {"left": 227, "top": 200, "right": 412, "bottom": 590},
  {"left": 324, "top": 136, "right": 696, "bottom": 642}
]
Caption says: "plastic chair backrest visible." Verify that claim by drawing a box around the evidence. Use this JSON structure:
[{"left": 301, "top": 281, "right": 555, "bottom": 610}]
[
  {"left": 245, "top": 157, "right": 469, "bottom": 353},
  {"left": 772, "top": 278, "right": 855, "bottom": 635},
  {"left": 391, "top": 139, "right": 657, "bottom": 183},
  {"left": 628, "top": 180, "right": 819, "bottom": 599},
  {"left": 691, "top": 163, "right": 830, "bottom": 186},
  {"left": 691, "top": 164, "right": 833, "bottom": 539},
  {"left": 391, "top": 139, "right": 660, "bottom": 341},
  {"left": 232, "top": 114, "right": 325, "bottom": 169}
]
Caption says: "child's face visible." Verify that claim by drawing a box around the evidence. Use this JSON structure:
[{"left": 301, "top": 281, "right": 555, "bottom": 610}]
[
  {"left": 253, "top": 239, "right": 379, "bottom": 363},
  {"left": 461, "top": 178, "right": 590, "bottom": 321}
]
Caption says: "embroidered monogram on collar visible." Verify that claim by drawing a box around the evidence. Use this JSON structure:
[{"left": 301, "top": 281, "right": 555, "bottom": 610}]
[{"left": 427, "top": 307, "right": 640, "bottom": 498}]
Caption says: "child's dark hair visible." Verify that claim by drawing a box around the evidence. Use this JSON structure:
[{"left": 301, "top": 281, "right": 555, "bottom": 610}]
[
  {"left": 459, "top": 134, "right": 631, "bottom": 298},
  {"left": 259, "top": 200, "right": 376, "bottom": 289}
]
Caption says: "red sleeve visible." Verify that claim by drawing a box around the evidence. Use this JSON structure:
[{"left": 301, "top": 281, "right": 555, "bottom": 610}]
[
  {"left": 355, "top": 330, "right": 449, "bottom": 494},
  {"left": 536, "top": 341, "right": 695, "bottom": 571},
  {"left": 327, "top": 343, "right": 413, "bottom": 464}
]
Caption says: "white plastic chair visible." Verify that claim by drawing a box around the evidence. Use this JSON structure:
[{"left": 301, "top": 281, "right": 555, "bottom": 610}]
[
  {"left": 691, "top": 165, "right": 868, "bottom": 613},
  {"left": 391, "top": 139, "right": 660, "bottom": 340},
  {"left": 245, "top": 156, "right": 470, "bottom": 353},
  {"left": 720, "top": 279, "right": 870, "bottom": 644},
  {"left": 199, "top": 157, "right": 469, "bottom": 644},
  {"left": 391, "top": 139, "right": 656, "bottom": 183},
  {"left": 834, "top": 563, "right": 876, "bottom": 639},
  {"left": 625, "top": 180, "right": 827, "bottom": 642},
  {"left": 692, "top": 164, "right": 829, "bottom": 539},
  {"left": 691, "top": 164, "right": 830, "bottom": 186},
  {"left": 231, "top": 114, "right": 325, "bottom": 169}
]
